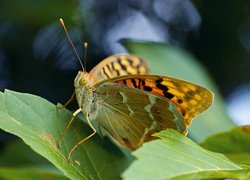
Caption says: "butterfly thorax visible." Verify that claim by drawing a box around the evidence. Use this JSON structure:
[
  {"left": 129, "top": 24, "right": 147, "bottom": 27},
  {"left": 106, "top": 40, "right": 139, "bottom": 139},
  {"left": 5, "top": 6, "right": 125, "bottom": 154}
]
[{"left": 74, "top": 71, "right": 100, "bottom": 119}]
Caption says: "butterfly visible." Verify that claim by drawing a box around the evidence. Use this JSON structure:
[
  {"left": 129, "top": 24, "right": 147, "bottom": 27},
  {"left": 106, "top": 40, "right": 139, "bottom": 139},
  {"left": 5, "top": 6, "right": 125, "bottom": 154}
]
[{"left": 58, "top": 19, "right": 213, "bottom": 161}]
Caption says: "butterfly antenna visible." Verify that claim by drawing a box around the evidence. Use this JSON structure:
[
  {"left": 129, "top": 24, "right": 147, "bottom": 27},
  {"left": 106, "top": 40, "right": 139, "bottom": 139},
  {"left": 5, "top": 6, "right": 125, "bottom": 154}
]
[
  {"left": 59, "top": 18, "right": 85, "bottom": 71},
  {"left": 84, "top": 42, "right": 88, "bottom": 70}
]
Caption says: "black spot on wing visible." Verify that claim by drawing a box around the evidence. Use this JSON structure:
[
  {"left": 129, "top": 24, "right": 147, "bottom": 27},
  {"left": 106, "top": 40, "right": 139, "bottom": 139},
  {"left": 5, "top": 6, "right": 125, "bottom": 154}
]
[
  {"left": 111, "top": 62, "right": 120, "bottom": 76},
  {"left": 102, "top": 67, "right": 110, "bottom": 78},
  {"left": 156, "top": 84, "right": 168, "bottom": 91},
  {"left": 107, "top": 63, "right": 112, "bottom": 72},
  {"left": 155, "top": 78, "right": 168, "bottom": 91},
  {"left": 144, "top": 86, "right": 153, "bottom": 92},
  {"left": 155, "top": 78, "right": 163, "bottom": 83},
  {"left": 131, "top": 79, "right": 137, "bottom": 88},
  {"left": 122, "top": 80, "right": 127, "bottom": 85},
  {"left": 178, "top": 99, "right": 183, "bottom": 104},
  {"left": 117, "top": 58, "right": 127, "bottom": 71},
  {"left": 163, "top": 91, "right": 174, "bottom": 99},
  {"left": 127, "top": 59, "right": 134, "bottom": 66},
  {"left": 141, "top": 79, "right": 145, "bottom": 86}
]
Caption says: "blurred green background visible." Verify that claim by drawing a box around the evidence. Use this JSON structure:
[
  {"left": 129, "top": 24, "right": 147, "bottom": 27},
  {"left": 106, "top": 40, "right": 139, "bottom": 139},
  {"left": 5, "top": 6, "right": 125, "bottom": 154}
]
[{"left": 0, "top": 0, "right": 249, "bottom": 150}]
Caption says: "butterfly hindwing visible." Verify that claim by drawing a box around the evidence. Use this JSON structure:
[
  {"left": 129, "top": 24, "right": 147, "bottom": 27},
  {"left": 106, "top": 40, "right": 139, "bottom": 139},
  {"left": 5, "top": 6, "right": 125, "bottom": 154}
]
[
  {"left": 89, "top": 54, "right": 149, "bottom": 83},
  {"left": 95, "top": 74, "right": 213, "bottom": 127},
  {"left": 95, "top": 83, "right": 185, "bottom": 150}
]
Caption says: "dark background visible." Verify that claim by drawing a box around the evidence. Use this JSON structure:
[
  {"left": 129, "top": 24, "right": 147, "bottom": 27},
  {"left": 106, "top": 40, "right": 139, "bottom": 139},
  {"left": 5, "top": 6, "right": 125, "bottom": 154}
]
[{"left": 0, "top": 0, "right": 249, "bottom": 147}]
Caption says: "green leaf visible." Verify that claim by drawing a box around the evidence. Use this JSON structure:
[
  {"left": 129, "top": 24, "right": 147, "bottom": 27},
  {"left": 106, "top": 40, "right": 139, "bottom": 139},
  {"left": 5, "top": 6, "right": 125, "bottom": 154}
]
[
  {"left": 0, "top": 167, "right": 68, "bottom": 180},
  {"left": 0, "top": 140, "right": 67, "bottom": 180},
  {"left": 0, "top": 0, "right": 74, "bottom": 25},
  {"left": 200, "top": 125, "right": 250, "bottom": 166},
  {"left": 0, "top": 139, "right": 61, "bottom": 173},
  {"left": 0, "top": 90, "right": 131, "bottom": 179},
  {"left": 122, "top": 40, "right": 236, "bottom": 142},
  {"left": 172, "top": 169, "right": 250, "bottom": 180},
  {"left": 122, "top": 129, "right": 248, "bottom": 180}
]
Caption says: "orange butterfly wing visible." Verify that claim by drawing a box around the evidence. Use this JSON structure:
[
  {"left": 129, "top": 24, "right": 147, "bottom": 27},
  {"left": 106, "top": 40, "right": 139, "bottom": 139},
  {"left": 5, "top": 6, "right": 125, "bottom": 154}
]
[
  {"left": 89, "top": 54, "right": 149, "bottom": 83},
  {"left": 96, "top": 74, "right": 213, "bottom": 128}
]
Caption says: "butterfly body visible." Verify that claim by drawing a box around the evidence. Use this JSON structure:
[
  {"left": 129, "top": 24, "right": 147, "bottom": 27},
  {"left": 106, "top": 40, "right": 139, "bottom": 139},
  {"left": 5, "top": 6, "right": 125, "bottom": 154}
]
[
  {"left": 72, "top": 54, "right": 213, "bottom": 150},
  {"left": 74, "top": 72, "right": 98, "bottom": 120}
]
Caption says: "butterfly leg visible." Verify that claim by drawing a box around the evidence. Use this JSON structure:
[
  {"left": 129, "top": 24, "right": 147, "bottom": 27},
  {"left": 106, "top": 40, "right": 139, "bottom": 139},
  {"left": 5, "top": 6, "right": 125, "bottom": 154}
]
[
  {"left": 58, "top": 108, "right": 82, "bottom": 149},
  {"left": 67, "top": 114, "right": 97, "bottom": 162},
  {"left": 56, "top": 91, "right": 75, "bottom": 108}
]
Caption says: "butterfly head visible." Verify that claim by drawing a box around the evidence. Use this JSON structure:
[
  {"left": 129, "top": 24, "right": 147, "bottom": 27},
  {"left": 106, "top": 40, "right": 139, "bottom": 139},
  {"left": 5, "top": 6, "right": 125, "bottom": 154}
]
[
  {"left": 74, "top": 70, "right": 95, "bottom": 113},
  {"left": 74, "top": 71, "right": 90, "bottom": 88}
]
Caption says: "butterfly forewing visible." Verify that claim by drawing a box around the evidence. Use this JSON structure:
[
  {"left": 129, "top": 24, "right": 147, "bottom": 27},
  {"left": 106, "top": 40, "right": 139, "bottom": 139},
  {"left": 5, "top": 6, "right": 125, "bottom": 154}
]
[
  {"left": 95, "top": 83, "right": 185, "bottom": 150},
  {"left": 89, "top": 54, "right": 149, "bottom": 83},
  {"left": 95, "top": 74, "right": 213, "bottom": 128}
]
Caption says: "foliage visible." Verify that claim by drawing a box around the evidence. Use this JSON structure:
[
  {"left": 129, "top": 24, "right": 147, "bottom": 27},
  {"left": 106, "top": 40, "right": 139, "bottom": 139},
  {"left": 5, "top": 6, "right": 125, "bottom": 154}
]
[
  {"left": 201, "top": 126, "right": 250, "bottom": 166},
  {"left": 0, "top": 90, "right": 249, "bottom": 179},
  {"left": 0, "top": 90, "right": 131, "bottom": 179},
  {"left": 0, "top": 42, "right": 249, "bottom": 179},
  {"left": 123, "top": 129, "right": 249, "bottom": 180}
]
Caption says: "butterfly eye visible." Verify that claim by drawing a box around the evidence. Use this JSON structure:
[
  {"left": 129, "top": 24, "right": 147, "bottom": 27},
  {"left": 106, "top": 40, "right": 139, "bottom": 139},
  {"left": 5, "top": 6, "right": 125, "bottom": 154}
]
[{"left": 79, "top": 78, "right": 87, "bottom": 85}]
